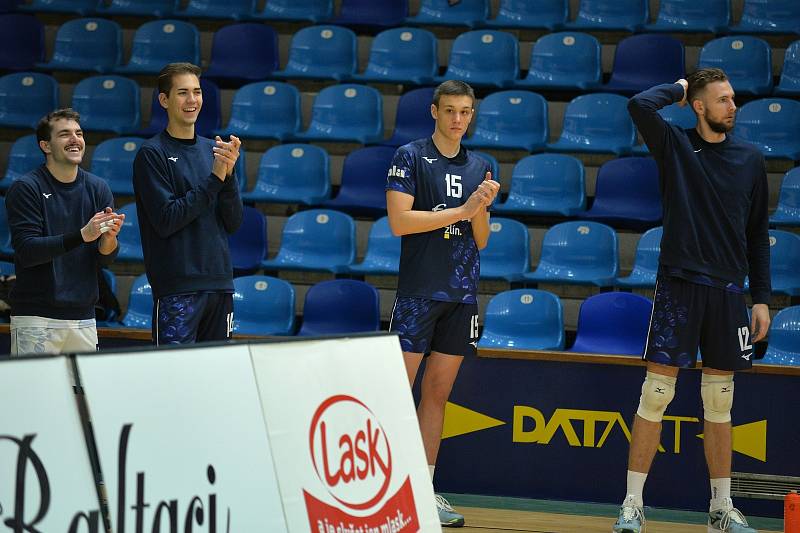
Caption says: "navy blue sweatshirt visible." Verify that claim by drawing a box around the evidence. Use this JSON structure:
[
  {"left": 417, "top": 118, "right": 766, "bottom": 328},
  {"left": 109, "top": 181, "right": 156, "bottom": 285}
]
[
  {"left": 628, "top": 83, "right": 771, "bottom": 304},
  {"left": 6, "top": 165, "right": 118, "bottom": 319},
  {"left": 133, "top": 131, "right": 242, "bottom": 299}
]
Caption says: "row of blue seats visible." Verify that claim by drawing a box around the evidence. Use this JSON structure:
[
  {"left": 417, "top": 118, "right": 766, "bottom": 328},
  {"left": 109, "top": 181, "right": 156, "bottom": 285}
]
[{"left": 14, "top": 0, "right": 800, "bottom": 35}]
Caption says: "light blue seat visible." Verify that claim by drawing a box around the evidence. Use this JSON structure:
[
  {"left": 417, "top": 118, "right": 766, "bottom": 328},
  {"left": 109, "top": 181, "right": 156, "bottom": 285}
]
[
  {"left": 524, "top": 221, "right": 618, "bottom": 286},
  {"left": 353, "top": 27, "right": 437, "bottom": 85},
  {"left": 463, "top": 90, "right": 548, "bottom": 151},
  {"left": 516, "top": 31, "right": 601, "bottom": 90},
  {"left": 37, "top": 18, "right": 121, "bottom": 73},
  {"left": 137, "top": 78, "right": 219, "bottom": 138},
  {"left": 730, "top": 0, "right": 800, "bottom": 34},
  {"left": 324, "top": 146, "right": 395, "bottom": 217},
  {"left": 214, "top": 82, "right": 300, "bottom": 141},
  {"left": 95, "top": 0, "right": 177, "bottom": 17},
  {"left": 0, "top": 197, "right": 14, "bottom": 256},
  {"left": 569, "top": 292, "right": 652, "bottom": 355},
  {"left": 19, "top": 0, "right": 95, "bottom": 14},
  {"left": 492, "top": 154, "right": 585, "bottom": 216},
  {"left": 616, "top": 226, "right": 662, "bottom": 288},
  {"left": 697, "top": 36, "right": 773, "bottom": 95},
  {"left": 770, "top": 168, "right": 800, "bottom": 226},
  {"left": 331, "top": 0, "right": 408, "bottom": 29},
  {"left": 262, "top": 209, "right": 355, "bottom": 273},
  {"left": 90, "top": 137, "right": 143, "bottom": 197},
  {"left": 479, "top": 218, "right": 530, "bottom": 281},
  {"left": 233, "top": 275, "right": 295, "bottom": 336},
  {"left": 298, "top": 279, "right": 380, "bottom": 336},
  {"left": 0, "top": 14, "right": 45, "bottom": 71},
  {"left": 436, "top": 30, "right": 519, "bottom": 88},
  {"left": 478, "top": 289, "right": 564, "bottom": 350},
  {"left": 734, "top": 98, "right": 800, "bottom": 160},
  {"left": 644, "top": 0, "right": 730, "bottom": 33},
  {"left": 776, "top": 40, "right": 800, "bottom": 96},
  {"left": 203, "top": 23, "right": 279, "bottom": 83},
  {"left": 243, "top": 144, "right": 330, "bottom": 205},
  {"left": 294, "top": 84, "right": 383, "bottom": 144},
  {"left": 116, "top": 203, "right": 144, "bottom": 262},
  {"left": 603, "top": 34, "right": 685, "bottom": 94},
  {"left": 273, "top": 25, "right": 357, "bottom": 81},
  {"left": 768, "top": 229, "right": 800, "bottom": 296},
  {"left": 255, "top": 0, "right": 333, "bottom": 22},
  {"left": 71, "top": 76, "right": 140, "bottom": 134},
  {"left": 228, "top": 206, "right": 266, "bottom": 276},
  {"left": 174, "top": 0, "right": 255, "bottom": 19},
  {"left": 658, "top": 102, "right": 697, "bottom": 129},
  {"left": 121, "top": 274, "right": 152, "bottom": 330},
  {"left": 382, "top": 87, "right": 435, "bottom": 147},
  {"left": 486, "top": 0, "right": 568, "bottom": 30},
  {"left": 0, "top": 134, "right": 44, "bottom": 192},
  {"left": 347, "top": 217, "right": 401, "bottom": 275},
  {"left": 567, "top": 0, "right": 649, "bottom": 32},
  {"left": 583, "top": 157, "right": 662, "bottom": 230},
  {"left": 115, "top": 20, "right": 199, "bottom": 75},
  {"left": 0, "top": 72, "right": 58, "bottom": 129},
  {"left": 761, "top": 306, "right": 800, "bottom": 366},
  {"left": 547, "top": 93, "right": 636, "bottom": 155},
  {"left": 407, "top": 0, "right": 489, "bottom": 28}
]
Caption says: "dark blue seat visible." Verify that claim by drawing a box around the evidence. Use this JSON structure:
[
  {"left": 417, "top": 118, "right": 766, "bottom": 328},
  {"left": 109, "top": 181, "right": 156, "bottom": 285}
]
[
  {"left": 331, "top": 0, "right": 408, "bottom": 29},
  {"left": 761, "top": 306, "right": 800, "bottom": 366},
  {"left": 407, "top": 0, "right": 489, "bottom": 28},
  {"left": 95, "top": 268, "right": 119, "bottom": 326},
  {"left": 486, "top": 0, "right": 568, "bottom": 30},
  {"left": 174, "top": 0, "right": 255, "bottom": 20},
  {"left": 324, "top": 146, "right": 395, "bottom": 216},
  {"left": 492, "top": 154, "right": 585, "bottom": 216},
  {"left": 516, "top": 31, "right": 601, "bottom": 90},
  {"left": 770, "top": 167, "right": 800, "bottom": 226},
  {"left": 479, "top": 218, "right": 530, "bottom": 281},
  {"left": 37, "top": 18, "right": 121, "bottom": 73},
  {"left": 19, "top": 0, "right": 94, "bottom": 14},
  {"left": 569, "top": 292, "right": 652, "bottom": 355},
  {"left": 228, "top": 206, "right": 267, "bottom": 276},
  {"left": 381, "top": 87, "right": 435, "bottom": 147},
  {"left": 71, "top": 76, "right": 140, "bottom": 134},
  {"left": 262, "top": 209, "right": 355, "bottom": 273},
  {"left": 255, "top": 0, "right": 333, "bottom": 22},
  {"left": 90, "top": 137, "right": 143, "bottom": 197},
  {"left": 0, "top": 261, "right": 13, "bottom": 275},
  {"left": 203, "top": 23, "right": 278, "bottom": 83},
  {"left": 567, "top": 0, "right": 648, "bottom": 32},
  {"left": 115, "top": 20, "right": 199, "bottom": 75},
  {"left": 116, "top": 203, "right": 144, "bottom": 262},
  {"left": 734, "top": 98, "right": 800, "bottom": 160},
  {"left": 548, "top": 93, "right": 636, "bottom": 155},
  {"left": 775, "top": 40, "right": 800, "bottom": 96},
  {"left": 233, "top": 275, "right": 295, "bottom": 336},
  {"left": 583, "top": 157, "right": 662, "bottom": 230},
  {"left": 768, "top": 229, "right": 800, "bottom": 296},
  {"left": 272, "top": 25, "right": 357, "bottom": 81},
  {"left": 473, "top": 151, "right": 500, "bottom": 183},
  {"left": 137, "top": 78, "right": 219, "bottom": 138},
  {"left": 243, "top": 144, "right": 330, "bottom": 205},
  {"left": 463, "top": 90, "right": 548, "bottom": 151},
  {"left": 658, "top": 102, "right": 697, "bottom": 129},
  {"left": 479, "top": 289, "right": 564, "bottom": 350},
  {"left": 294, "top": 84, "right": 383, "bottom": 144},
  {"left": 645, "top": 0, "right": 730, "bottom": 33},
  {"left": 524, "top": 221, "right": 618, "bottom": 286},
  {"left": 603, "top": 34, "right": 685, "bottom": 94},
  {"left": 347, "top": 216, "right": 401, "bottom": 276},
  {"left": 298, "top": 279, "right": 380, "bottom": 336},
  {"left": 214, "top": 81, "right": 300, "bottom": 141},
  {"left": 95, "top": 0, "right": 177, "bottom": 17},
  {"left": 0, "top": 14, "right": 44, "bottom": 70},
  {"left": 0, "top": 134, "right": 44, "bottom": 192},
  {"left": 616, "top": 226, "right": 662, "bottom": 288},
  {"left": 436, "top": 30, "right": 519, "bottom": 88},
  {"left": 353, "top": 28, "right": 437, "bottom": 86},
  {"left": 0, "top": 72, "right": 58, "bottom": 129},
  {"left": 121, "top": 274, "right": 151, "bottom": 330},
  {"left": 0, "top": 197, "right": 14, "bottom": 256},
  {"left": 730, "top": 0, "right": 800, "bottom": 34},
  {"left": 697, "top": 36, "right": 773, "bottom": 95}
]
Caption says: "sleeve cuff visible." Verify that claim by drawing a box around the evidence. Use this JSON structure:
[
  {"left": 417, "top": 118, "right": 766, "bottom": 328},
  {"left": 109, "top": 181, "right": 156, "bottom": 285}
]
[
  {"left": 670, "top": 83, "right": 686, "bottom": 102},
  {"left": 63, "top": 230, "right": 84, "bottom": 251},
  {"left": 751, "top": 290, "right": 771, "bottom": 306},
  {"left": 206, "top": 173, "right": 225, "bottom": 194}
]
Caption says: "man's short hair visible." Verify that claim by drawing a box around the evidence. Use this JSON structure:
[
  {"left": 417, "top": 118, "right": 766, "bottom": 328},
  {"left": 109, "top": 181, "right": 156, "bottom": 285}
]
[
  {"left": 36, "top": 108, "right": 81, "bottom": 146},
  {"left": 686, "top": 68, "right": 729, "bottom": 102},
  {"left": 157, "top": 62, "right": 202, "bottom": 97},
  {"left": 433, "top": 80, "right": 476, "bottom": 107}
]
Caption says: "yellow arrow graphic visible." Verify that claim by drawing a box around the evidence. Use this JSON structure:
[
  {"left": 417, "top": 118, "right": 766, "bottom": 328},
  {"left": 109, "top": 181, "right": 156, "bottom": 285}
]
[
  {"left": 697, "top": 420, "right": 767, "bottom": 462},
  {"left": 441, "top": 401, "right": 506, "bottom": 439}
]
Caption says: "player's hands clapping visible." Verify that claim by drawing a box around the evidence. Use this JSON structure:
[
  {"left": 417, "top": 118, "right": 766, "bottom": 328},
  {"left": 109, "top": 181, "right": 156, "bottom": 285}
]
[
  {"left": 81, "top": 207, "right": 124, "bottom": 242},
  {"left": 462, "top": 171, "right": 500, "bottom": 219},
  {"left": 212, "top": 135, "right": 241, "bottom": 181}
]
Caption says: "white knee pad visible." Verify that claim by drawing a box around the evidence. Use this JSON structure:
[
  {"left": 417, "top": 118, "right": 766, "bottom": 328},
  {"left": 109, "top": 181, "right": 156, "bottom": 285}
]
[
  {"left": 701, "top": 373, "right": 734, "bottom": 423},
  {"left": 636, "top": 371, "right": 677, "bottom": 422}
]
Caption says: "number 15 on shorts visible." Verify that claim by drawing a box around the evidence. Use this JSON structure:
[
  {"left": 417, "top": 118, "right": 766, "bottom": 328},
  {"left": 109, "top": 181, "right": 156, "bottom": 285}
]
[{"left": 470, "top": 314, "right": 479, "bottom": 339}]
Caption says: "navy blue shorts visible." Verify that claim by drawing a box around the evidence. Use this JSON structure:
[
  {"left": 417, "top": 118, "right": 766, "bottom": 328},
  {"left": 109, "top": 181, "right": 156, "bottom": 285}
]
[
  {"left": 153, "top": 291, "right": 233, "bottom": 345},
  {"left": 389, "top": 296, "right": 479, "bottom": 357},
  {"left": 644, "top": 273, "right": 753, "bottom": 371}
]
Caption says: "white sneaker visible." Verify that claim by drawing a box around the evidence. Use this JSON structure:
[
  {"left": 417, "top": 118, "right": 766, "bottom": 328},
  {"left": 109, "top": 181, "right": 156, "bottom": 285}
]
[
  {"left": 612, "top": 494, "right": 646, "bottom": 533},
  {"left": 708, "top": 498, "right": 757, "bottom": 532}
]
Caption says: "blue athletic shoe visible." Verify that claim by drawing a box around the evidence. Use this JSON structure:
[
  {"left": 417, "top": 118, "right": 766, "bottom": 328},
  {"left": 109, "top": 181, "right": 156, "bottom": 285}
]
[
  {"left": 436, "top": 494, "right": 465, "bottom": 528},
  {"left": 612, "top": 495, "right": 646, "bottom": 533},
  {"left": 708, "top": 498, "right": 757, "bottom": 532}
]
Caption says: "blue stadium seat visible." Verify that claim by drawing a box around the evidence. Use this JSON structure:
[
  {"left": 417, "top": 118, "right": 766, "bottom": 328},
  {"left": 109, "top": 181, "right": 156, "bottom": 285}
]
[
  {"left": 0, "top": 14, "right": 44, "bottom": 70},
  {"left": 203, "top": 23, "right": 278, "bottom": 83},
  {"left": 492, "top": 154, "right": 585, "bottom": 216},
  {"left": 90, "top": 137, "right": 142, "bottom": 197},
  {"left": 0, "top": 134, "right": 44, "bottom": 192},
  {"left": 569, "top": 292, "right": 652, "bottom": 355},
  {"left": 770, "top": 168, "right": 800, "bottom": 226},
  {"left": 734, "top": 98, "right": 800, "bottom": 160},
  {"left": 233, "top": 275, "right": 295, "bottom": 336},
  {"left": 730, "top": 0, "right": 800, "bottom": 34},
  {"left": 463, "top": 90, "right": 548, "bottom": 151},
  {"left": 0, "top": 260, "right": 13, "bottom": 275},
  {"left": 479, "top": 218, "right": 530, "bottom": 281},
  {"left": 658, "top": 102, "right": 697, "bottom": 129},
  {"left": 71, "top": 76, "right": 140, "bottom": 134},
  {"left": 255, "top": 0, "right": 333, "bottom": 22},
  {"left": 407, "top": 0, "right": 489, "bottom": 27},
  {"left": 0, "top": 72, "right": 58, "bottom": 129},
  {"left": 324, "top": 146, "right": 395, "bottom": 216},
  {"left": 516, "top": 31, "right": 601, "bottom": 90},
  {"left": 0, "top": 197, "right": 14, "bottom": 256},
  {"left": 116, "top": 203, "right": 144, "bottom": 262},
  {"left": 228, "top": 206, "right": 267, "bottom": 276},
  {"left": 644, "top": 0, "right": 730, "bottom": 33},
  {"left": 524, "top": 221, "right": 618, "bottom": 286},
  {"left": 214, "top": 82, "right": 300, "bottom": 141},
  {"left": 347, "top": 216, "right": 401, "bottom": 275},
  {"left": 776, "top": 40, "right": 800, "bottom": 96},
  {"left": 697, "top": 36, "right": 773, "bottom": 95},
  {"left": 567, "top": 0, "right": 649, "bottom": 32},
  {"left": 548, "top": 93, "right": 636, "bottom": 155},
  {"left": 331, "top": 0, "right": 408, "bottom": 29},
  {"left": 121, "top": 274, "right": 151, "bottom": 330},
  {"left": 174, "top": 0, "right": 255, "bottom": 20},
  {"left": 761, "top": 306, "right": 800, "bottom": 366},
  {"left": 96, "top": 268, "right": 119, "bottom": 326},
  {"left": 381, "top": 87, "right": 435, "bottom": 147},
  {"left": 95, "top": 0, "right": 177, "bottom": 17},
  {"left": 137, "top": 78, "right": 220, "bottom": 138},
  {"left": 294, "top": 84, "right": 383, "bottom": 144},
  {"left": 37, "top": 18, "right": 121, "bottom": 73},
  {"left": 486, "top": 0, "right": 568, "bottom": 30},
  {"left": 262, "top": 209, "right": 355, "bottom": 273},
  {"left": 272, "top": 25, "right": 357, "bottom": 81},
  {"left": 243, "top": 144, "right": 330, "bottom": 205},
  {"left": 603, "top": 34, "right": 685, "bottom": 94},
  {"left": 478, "top": 289, "right": 564, "bottom": 350},
  {"left": 473, "top": 151, "right": 500, "bottom": 182},
  {"left": 436, "top": 30, "right": 519, "bottom": 88},
  {"left": 583, "top": 157, "right": 662, "bottom": 230},
  {"left": 298, "top": 279, "right": 380, "bottom": 336},
  {"left": 616, "top": 226, "right": 662, "bottom": 288},
  {"left": 353, "top": 28, "right": 437, "bottom": 85},
  {"left": 768, "top": 230, "right": 800, "bottom": 296},
  {"left": 115, "top": 20, "right": 199, "bottom": 75},
  {"left": 19, "top": 0, "right": 94, "bottom": 14}
]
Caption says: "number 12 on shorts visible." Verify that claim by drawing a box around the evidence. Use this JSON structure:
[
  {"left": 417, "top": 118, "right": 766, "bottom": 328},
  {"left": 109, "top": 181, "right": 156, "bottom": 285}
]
[
  {"left": 737, "top": 326, "right": 752, "bottom": 352},
  {"left": 470, "top": 314, "right": 479, "bottom": 339}
]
